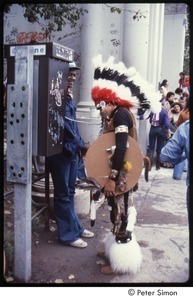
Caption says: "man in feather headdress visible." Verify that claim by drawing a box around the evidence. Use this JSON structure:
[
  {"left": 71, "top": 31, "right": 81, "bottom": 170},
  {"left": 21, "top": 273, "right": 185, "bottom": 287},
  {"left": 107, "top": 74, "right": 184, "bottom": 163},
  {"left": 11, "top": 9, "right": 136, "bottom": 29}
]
[{"left": 89, "top": 55, "right": 162, "bottom": 274}]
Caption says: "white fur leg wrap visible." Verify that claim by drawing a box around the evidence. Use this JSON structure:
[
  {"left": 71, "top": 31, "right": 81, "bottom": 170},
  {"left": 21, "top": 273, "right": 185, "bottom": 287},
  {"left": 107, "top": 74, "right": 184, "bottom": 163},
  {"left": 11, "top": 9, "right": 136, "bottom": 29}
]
[
  {"left": 105, "top": 231, "right": 142, "bottom": 274},
  {"left": 126, "top": 206, "right": 137, "bottom": 232}
]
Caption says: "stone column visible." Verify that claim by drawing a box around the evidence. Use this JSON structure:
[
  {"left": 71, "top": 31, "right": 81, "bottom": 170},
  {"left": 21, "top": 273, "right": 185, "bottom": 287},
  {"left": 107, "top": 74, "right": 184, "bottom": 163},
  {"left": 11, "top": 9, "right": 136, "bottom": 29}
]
[
  {"left": 122, "top": 4, "right": 165, "bottom": 156},
  {"left": 122, "top": 3, "right": 150, "bottom": 77},
  {"left": 102, "top": 3, "right": 124, "bottom": 61},
  {"left": 145, "top": 3, "right": 165, "bottom": 156},
  {"left": 122, "top": 3, "right": 165, "bottom": 88},
  {"left": 76, "top": 4, "right": 105, "bottom": 143},
  {"left": 147, "top": 3, "right": 165, "bottom": 90},
  {"left": 122, "top": 4, "right": 150, "bottom": 155}
]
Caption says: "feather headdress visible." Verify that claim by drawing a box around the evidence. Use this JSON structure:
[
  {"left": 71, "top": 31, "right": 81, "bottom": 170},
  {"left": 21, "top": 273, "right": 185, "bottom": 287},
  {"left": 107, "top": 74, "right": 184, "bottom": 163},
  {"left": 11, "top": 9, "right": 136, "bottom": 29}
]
[{"left": 91, "top": 55, "right": 162, "bottom": 114}]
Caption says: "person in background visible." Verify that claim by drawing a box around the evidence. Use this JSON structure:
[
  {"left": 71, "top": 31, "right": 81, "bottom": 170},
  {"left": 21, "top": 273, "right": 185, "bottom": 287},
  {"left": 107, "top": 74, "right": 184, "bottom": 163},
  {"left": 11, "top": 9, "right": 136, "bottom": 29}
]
[
  {"left": 161, "top": 91, "right": 175, "bottom": 111},
  {"left": 178, "top": 72, "right": 190, "bottom": 94},
  {"left": 166, "top": 91, "right": 175, "bottom": 106},
  {"left": 159, "top": 79, "right": 169, "bottom": 98},
  {"left": 46, "top": 62, "right": 94, "bottom": 248},
  {"left": 176, "top": 97, "right": 190, "bottom": 127},
  {"left": 174, "top": 87, "right": 183, "bottom": 101},
  {"left": 178, "top": 91, "right": 189, "bottom": 109},
  {"left": 172, "top": 98, "right": 189, "bottom": 180},
  {"left": 148, "top": 106, "right": 171, "bottom": 170},
  {"left": 160, "top": 120, "right": 190, "bottom": 227},
  {"left": 168, "top": 102, "right": 183, "bottom": 135}
]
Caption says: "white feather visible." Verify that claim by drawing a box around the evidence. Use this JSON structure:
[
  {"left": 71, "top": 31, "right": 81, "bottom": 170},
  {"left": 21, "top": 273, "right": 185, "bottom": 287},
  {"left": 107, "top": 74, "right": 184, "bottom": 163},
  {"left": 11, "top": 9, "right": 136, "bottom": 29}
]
[
  {"left": 114, "top": 61, "right": 127, "bottom": 74},
  {"left": 92, "top": 54, "right": 103, "bottom": 68},
  {"left": 106, "top": 56, "right": 116, "bottom": 69},
  {"left": 150, "top": 98, "right": 162, "bottom": 114},
  {"left": 130, "top": 96, "right": 139, "bottom": 107},
  {"left": 126, "top": 206, "right": 137, "bottom": 232},
  {"left": 90, "top": 200, "right": 96, "bottom": 221},
  {"left": 126, "top": 67, "right": 137, "bottom": 77}
]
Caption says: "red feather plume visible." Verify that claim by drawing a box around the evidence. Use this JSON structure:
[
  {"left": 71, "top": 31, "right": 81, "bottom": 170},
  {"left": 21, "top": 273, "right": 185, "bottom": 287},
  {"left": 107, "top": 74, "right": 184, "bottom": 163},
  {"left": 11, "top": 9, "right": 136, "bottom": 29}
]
[{"left": 91, "top": 86, "right": 134, "bottom": 108}]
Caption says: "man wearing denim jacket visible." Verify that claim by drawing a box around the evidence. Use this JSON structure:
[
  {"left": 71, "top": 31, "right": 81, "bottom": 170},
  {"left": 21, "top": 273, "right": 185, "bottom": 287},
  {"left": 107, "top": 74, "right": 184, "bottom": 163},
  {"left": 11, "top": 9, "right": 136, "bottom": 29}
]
[
  {"left": 47, "top": 62, "right": 94, "bottom": 248},
  {"left": 160, "top": 120, "right": 190, "bottom": 226}
]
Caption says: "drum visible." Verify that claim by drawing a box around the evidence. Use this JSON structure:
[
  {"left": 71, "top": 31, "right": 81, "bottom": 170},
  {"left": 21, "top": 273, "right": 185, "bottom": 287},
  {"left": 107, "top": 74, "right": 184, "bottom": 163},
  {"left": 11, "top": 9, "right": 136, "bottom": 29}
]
[{"left": 85, "top": 132, "right": 143, "bottom": 195}]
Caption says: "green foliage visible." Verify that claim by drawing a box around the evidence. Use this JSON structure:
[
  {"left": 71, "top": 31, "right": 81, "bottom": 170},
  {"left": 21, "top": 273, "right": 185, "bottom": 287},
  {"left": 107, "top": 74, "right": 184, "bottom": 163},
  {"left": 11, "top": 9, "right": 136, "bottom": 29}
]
[
  {"left": 110, "top": 6, "right": 122, "bottom": 14},
  {"left": 133, "top": 10, "right": 146, "bottom": 21},
  {"left": 21, "top": 4, "right": 88, "bottom": 33},
  {"left": 106, "top": 4, "right": 147, "bottom": 21},
  {"left": 5, "top": 4, "right": 88, "bottom": 35}
]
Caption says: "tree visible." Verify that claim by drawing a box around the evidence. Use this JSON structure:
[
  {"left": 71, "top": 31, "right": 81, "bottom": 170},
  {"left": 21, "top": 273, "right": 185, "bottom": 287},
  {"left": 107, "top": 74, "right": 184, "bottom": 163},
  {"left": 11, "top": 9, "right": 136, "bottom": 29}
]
[{"left": 4, "top": 3, "right": 88, "bottom": 37}]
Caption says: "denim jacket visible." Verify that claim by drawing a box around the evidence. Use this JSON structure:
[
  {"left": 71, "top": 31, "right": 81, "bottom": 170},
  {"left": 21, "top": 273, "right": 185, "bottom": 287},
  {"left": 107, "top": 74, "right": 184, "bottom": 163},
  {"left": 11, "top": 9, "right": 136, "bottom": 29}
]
[
  {"left": 63, "top": 94, "right": 85, "bottom": 156},
  {"left": 160, "top": 120, "right": 189, "bottom": 186}
]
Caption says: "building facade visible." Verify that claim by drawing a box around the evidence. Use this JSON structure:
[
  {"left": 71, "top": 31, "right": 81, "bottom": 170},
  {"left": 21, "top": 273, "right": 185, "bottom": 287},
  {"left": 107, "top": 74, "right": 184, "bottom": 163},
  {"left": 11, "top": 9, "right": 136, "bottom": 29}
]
[{"left": 3, "top": 3, "right": 188, "bottom": 153}]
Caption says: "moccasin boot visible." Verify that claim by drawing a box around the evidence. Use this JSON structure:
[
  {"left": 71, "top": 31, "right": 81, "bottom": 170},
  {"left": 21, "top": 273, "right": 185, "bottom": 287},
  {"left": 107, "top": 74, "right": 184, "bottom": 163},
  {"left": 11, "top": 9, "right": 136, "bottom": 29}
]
[
  {"left": 97, "top": 249, "right": 106, "bottom": 258},
  {"left": 100, "top": 265, "right": 114, "bottom": 275}
]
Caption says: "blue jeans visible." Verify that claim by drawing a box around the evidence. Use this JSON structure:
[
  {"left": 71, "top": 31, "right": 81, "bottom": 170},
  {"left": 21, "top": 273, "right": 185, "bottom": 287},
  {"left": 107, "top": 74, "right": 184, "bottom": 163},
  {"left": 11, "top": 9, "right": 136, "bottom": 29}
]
[
  {"left": 77, "top": 158, "right": 87, "bottom": 179},
  {"left": 149, "top": 126, "right": 166, "bottom": 155},
  {"left": 173, "top": 159, "right": 186, "bottom": 180},
  {"left": 46, "top": 153, "right": 84, "bottom": 244}
]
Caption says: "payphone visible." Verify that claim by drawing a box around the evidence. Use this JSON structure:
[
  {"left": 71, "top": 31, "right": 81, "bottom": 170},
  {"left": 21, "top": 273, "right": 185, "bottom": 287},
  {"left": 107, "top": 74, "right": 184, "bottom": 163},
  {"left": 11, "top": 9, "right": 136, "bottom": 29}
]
[
  {"left": 5, "top": 42, "right": 74, "bottom": 157},
  {"left": 4, "top": 42, "right": 75, "bottom": 281}
]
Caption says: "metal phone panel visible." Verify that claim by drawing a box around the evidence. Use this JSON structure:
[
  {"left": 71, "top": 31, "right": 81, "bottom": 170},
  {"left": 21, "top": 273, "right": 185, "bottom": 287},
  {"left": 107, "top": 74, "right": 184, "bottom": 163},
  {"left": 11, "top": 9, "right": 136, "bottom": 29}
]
[
  {"left": 37, "top": 57, "right": 68, "bottom": 156},
  {"left": 6, "top": 84, "right": 32, "bottom": 183}
]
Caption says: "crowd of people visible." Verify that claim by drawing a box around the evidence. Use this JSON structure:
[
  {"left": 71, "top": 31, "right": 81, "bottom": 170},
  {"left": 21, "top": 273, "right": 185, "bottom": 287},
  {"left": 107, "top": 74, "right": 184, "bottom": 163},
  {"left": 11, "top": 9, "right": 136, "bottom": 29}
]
[{"left": 147, "top": 72, "right": 190, "bottom": 179}]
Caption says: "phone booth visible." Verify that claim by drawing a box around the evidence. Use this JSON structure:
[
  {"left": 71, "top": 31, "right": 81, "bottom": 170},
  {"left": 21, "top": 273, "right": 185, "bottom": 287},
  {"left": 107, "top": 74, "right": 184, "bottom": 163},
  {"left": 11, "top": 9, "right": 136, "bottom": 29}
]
[
  {"left": 5, "top": 42, "right": 74, "bottom": 157},
  {"left": 5, "top": 41, "right": 74, "bottom": 221},
  {"left": 4, "top": 42, "right": 75, "bottom": 281}
]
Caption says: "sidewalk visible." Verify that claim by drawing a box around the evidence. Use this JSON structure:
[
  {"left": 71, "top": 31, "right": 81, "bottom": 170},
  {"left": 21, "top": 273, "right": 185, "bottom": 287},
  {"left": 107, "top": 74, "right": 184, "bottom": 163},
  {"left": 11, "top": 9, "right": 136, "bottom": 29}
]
[{"left": 25, "top": 166, "right": 190, "bottom": 285}]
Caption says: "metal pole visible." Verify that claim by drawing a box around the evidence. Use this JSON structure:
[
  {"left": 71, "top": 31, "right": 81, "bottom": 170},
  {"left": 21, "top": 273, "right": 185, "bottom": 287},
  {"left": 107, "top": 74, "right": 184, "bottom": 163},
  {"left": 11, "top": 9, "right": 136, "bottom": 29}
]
[{"left": 6, "top": 45, "right": 34, "bottom": 282}]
